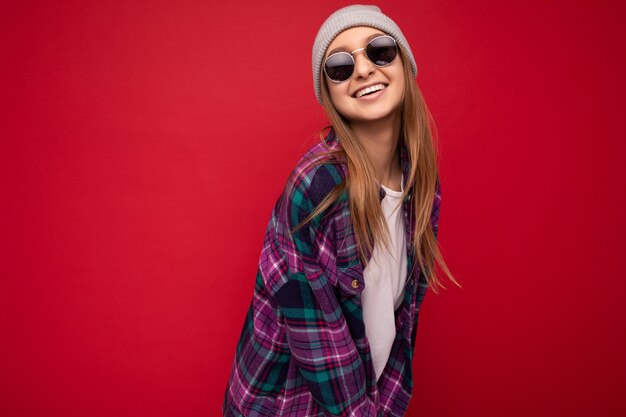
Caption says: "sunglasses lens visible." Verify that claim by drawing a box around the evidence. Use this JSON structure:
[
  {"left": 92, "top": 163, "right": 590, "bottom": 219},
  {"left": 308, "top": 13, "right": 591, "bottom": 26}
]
[
  {"left": 324, "top": 53, "right": 354, "bottom": 82},
  {"left": 366, "top": 36, "right": 397, "bottom": 66}
]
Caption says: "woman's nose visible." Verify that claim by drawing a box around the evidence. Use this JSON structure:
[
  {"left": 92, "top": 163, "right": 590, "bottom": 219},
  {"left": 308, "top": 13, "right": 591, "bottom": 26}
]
[{"left": 353, "top": 52, "right": 374, "bottom": 79}]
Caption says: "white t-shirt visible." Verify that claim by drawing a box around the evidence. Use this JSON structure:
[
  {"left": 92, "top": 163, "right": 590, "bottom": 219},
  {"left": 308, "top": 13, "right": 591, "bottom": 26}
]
[{"left": 361, "top": 184, "right": 408, "bottom": 382}]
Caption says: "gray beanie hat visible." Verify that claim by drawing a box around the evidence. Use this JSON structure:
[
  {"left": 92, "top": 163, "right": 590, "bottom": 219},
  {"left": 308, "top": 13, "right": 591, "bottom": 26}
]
[{"left": 312, "top": 4, "right": 417, "bottom": 103}]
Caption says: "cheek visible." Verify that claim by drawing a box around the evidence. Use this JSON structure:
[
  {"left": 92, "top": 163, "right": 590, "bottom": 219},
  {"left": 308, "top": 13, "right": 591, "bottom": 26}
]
[
  {"left": 328, "top": 84, "right": 347, "bottom": 102},
  {"left": 392, "top": 65, "right": 406, "bottom": 88},
  {"left": 328, "top": 85, "right": 352, "bottom": 114},
  {"left": 390, "top": 68, "right": 406, "bottom": 102},
  {"left": 398, "top": 76, "right": 406, "bottom": 98}
]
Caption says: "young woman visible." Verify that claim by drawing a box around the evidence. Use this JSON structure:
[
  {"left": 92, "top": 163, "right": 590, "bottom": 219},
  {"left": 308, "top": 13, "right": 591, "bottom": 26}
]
[{"left": 223, "top": 5, "right": 458, "bottom": 416}]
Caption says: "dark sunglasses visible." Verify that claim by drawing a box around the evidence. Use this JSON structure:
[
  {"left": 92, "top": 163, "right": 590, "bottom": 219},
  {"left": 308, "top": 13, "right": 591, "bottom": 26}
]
[{"left": 323, "top": 35, "right": 398, "bottom": 83}]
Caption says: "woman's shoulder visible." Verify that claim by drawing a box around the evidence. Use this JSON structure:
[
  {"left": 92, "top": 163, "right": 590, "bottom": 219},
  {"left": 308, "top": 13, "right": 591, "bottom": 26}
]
[{"left": 286, "top": 130, "right": 346, "bottom": 207}]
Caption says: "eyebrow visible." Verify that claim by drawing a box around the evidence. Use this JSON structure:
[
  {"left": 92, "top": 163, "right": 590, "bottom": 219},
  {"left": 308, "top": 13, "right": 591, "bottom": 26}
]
[{"left": 325, "top": 32, "right": 386, "bottom": 57}]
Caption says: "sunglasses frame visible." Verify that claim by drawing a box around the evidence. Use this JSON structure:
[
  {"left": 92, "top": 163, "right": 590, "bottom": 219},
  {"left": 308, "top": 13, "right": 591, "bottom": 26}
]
[{"left": 323, "top": 35, "right": 398, "bottom": 84}]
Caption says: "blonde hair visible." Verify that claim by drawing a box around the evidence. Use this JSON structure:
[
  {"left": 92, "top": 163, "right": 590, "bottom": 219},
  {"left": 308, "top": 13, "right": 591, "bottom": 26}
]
[{"left": 296, "top": 47, "right": 459, "bottom": 293}]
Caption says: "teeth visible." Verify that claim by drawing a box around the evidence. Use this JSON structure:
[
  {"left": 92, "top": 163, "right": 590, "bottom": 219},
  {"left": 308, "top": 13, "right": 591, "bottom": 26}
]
[{"left": 355, "top": 84, "right": 386, "bottom": 98}]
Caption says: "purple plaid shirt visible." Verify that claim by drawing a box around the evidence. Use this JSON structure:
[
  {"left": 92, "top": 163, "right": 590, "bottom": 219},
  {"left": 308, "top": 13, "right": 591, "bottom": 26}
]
[{"left": 223, "top": 129, "right": 441, "bottom": 417}]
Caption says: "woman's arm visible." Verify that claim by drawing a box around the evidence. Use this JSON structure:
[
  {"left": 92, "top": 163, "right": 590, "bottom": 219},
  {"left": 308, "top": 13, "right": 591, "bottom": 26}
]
[{"left": 270, "top": 165, "right": 380, "bottom": 417}]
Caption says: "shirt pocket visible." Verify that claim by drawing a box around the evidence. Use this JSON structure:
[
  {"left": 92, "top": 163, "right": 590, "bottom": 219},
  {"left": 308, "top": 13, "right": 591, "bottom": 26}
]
[
  {"left": 333, "top": 263, "right": 367, "bottom": 341},
  {"left": 336, "top": 262, "right": 365, "bottom": 297}
]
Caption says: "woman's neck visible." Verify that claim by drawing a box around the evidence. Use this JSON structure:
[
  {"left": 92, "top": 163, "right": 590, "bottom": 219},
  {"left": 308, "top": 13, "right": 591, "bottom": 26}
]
[{"left": 351, "top": 111, "right": 403, "bottom": 191}]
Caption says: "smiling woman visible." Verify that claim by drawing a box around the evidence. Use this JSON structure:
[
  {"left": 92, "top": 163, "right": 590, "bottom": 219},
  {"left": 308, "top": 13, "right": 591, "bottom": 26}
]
[
  {"left": 324, "top": 28, "right": 406, "bottom": 125},
  {"left": 222, "top": 4, "right": 459, "bottom": 416}
]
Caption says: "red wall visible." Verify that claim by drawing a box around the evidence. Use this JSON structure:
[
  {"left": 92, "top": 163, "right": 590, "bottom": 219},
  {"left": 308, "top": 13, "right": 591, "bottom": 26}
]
[{"left": 1, "top": 1, "right": 625, "bottom": 416}]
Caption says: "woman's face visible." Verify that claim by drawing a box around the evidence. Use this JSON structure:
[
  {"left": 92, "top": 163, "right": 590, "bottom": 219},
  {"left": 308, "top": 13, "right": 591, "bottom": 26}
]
[{"left": 324, "top": 26, "right": 405, "bottom": 124}]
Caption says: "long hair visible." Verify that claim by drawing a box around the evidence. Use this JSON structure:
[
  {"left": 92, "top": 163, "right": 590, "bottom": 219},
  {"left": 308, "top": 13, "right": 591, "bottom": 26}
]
[{"left": 296, "top": 47, "right": 458, "bottom": 293}]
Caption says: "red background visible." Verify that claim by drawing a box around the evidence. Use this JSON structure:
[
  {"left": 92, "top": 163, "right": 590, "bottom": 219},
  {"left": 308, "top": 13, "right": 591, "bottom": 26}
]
[{"left": 1, "top": 1, "right": 625, "bottom": 416}]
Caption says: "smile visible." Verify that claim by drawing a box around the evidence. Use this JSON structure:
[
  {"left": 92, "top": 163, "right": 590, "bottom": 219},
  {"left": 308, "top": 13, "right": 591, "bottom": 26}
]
[{"left": 353, "top": 83, "right": 387, "bottom": 98}]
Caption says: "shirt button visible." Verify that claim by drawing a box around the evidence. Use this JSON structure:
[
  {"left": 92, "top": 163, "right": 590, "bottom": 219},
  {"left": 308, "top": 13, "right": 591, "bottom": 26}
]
[
  {"left": 410, "top": 279, "right": 415, "bottom": 286},
  {"left": 351, "top": 279, "right": 360, "bottom": 289}
]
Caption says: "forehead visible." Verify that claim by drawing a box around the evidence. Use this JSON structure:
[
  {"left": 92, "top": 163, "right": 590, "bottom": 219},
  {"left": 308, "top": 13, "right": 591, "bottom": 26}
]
[{"left": 325, "top": 26, "right": 387, "bottom": 57}]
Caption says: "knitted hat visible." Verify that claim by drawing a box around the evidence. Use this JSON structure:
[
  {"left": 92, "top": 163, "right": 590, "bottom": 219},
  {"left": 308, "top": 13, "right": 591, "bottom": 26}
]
[{"left": 312, "top": 4, "right": 417, "bottom": 103}]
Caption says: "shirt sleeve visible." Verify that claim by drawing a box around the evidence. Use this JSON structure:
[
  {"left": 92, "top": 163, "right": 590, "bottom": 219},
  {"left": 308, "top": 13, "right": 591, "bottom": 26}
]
[{"left": 271, "top": 170, "right": 380, "bottom": 417}]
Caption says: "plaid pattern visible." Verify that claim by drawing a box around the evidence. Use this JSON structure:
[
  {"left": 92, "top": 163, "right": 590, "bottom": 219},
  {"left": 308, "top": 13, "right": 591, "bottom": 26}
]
[{"left": 223, "top": 129, "right": 441, "bottom": 417}]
